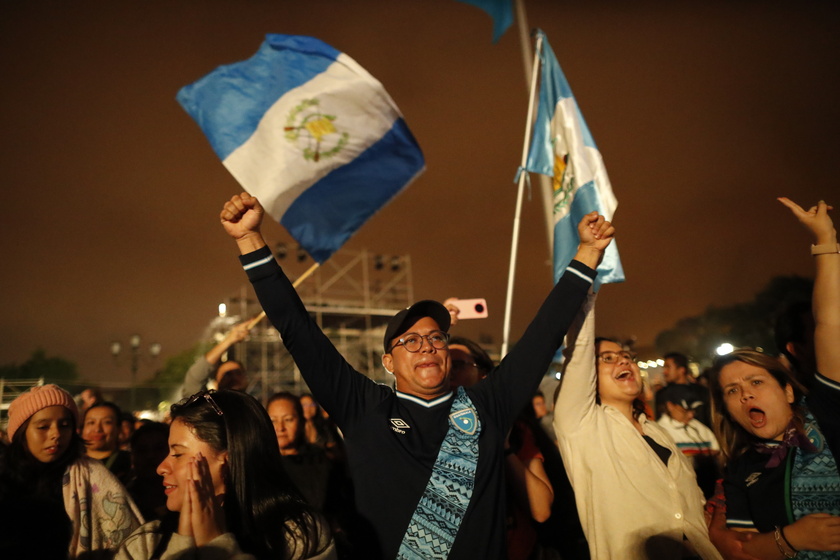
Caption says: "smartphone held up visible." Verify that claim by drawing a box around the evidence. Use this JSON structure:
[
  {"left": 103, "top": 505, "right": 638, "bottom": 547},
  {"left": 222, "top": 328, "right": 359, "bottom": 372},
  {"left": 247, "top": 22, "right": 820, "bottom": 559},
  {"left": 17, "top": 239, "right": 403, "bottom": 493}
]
[{"left": 449, "top": 298, "right": 489, "bottom": 320}]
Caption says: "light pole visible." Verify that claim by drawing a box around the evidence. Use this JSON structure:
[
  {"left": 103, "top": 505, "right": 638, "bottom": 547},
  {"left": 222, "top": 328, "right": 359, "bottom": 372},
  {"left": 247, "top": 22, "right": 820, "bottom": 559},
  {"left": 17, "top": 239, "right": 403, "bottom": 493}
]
[{"left": 111, "top": 335, "right": 161, "bottom": 411}]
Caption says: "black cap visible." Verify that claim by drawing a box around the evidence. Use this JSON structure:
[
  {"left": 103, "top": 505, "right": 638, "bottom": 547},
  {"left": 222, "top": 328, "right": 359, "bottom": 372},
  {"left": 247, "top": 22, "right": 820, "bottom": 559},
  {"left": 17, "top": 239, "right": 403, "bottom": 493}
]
[
  {"left": 661, "top": 384, "right": 702, "bottom": 410},
  {"left": 383, "top": 300, "right": 451, "bottom": 353}
]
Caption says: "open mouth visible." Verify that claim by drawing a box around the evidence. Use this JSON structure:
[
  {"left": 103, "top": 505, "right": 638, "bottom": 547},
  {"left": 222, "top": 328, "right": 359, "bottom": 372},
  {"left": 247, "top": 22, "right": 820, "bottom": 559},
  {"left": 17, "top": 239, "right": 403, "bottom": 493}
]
[
  {"left": 748, "top": 407, "right": 766, "bottom": 428},
  {"left": 615, "top": 370, "right": 632, "bottom": 380}
]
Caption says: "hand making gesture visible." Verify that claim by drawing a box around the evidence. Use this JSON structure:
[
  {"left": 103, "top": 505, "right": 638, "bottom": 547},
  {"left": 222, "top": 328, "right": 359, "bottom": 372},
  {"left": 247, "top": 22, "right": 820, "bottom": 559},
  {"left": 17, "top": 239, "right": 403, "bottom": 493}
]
[
  {"left": 220, "top": 192, "right": 268, "bottom": 254},
  {"left": 573, "top": 211, "right": 616, "bottom": 270},
  {"left": 177, "top": 452, "right": 226, "bottom": 547},
  {"left": 779, "top": 196, "right": 840, "bottom": 384}
]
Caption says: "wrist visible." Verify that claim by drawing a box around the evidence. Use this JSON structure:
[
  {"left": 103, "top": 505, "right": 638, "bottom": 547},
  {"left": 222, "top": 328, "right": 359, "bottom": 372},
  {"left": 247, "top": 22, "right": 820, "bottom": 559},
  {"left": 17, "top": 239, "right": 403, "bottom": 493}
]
[
  {"left": 235, "top": 232, "right": 267, "bottom": 254},
  {"left": 774, "top": 526, "right": 798, "bottom": 558},
  {"left": 782, "top": 523, "right": 803, "bottom": 555},
  {"left": 573, "top": 246, "right": 604, "bottom": 270}
]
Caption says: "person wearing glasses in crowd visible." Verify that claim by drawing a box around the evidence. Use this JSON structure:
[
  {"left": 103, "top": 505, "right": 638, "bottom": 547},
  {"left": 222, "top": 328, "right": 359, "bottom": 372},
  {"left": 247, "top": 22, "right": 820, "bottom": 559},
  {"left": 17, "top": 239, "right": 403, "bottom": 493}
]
[
  {"left": 219, "top": 192, "right": 614, "bottom": 560},
  {"left": 555, "top": 297, "right": 723, "bottom": 558},
  {"left": 115, "top": 389, "right": 335, "bottom": 560}
]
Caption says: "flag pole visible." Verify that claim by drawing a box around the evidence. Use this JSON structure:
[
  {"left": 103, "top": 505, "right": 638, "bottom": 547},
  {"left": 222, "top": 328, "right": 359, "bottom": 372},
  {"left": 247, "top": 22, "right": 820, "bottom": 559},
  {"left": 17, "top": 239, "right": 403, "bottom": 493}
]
[
  {"left": 246, "top": 261, "right": 320, "bottom": 329},
  {"left": 500, "top": 33, "right": 543, "bottom": 358},
  {"left": 514, "top": 0, "right": 554, "bottom": 257},
  {"left": 514, "top": 0, "right": 533, "bottom": 87}
]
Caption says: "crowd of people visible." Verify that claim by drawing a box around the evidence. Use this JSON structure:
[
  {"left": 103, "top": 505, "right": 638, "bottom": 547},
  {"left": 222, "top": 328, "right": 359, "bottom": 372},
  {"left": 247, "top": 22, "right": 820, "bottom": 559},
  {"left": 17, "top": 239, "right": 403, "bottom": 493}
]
[{"left": 0, "top": 193, "right": 838, "bottom": 559}]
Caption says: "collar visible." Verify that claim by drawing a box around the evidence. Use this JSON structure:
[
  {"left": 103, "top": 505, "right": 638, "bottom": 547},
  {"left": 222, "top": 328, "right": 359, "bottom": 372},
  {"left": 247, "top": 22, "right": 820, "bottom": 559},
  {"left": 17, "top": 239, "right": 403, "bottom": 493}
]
[{"left": 396, "top": 391, "right": 454, "bottom": 408}]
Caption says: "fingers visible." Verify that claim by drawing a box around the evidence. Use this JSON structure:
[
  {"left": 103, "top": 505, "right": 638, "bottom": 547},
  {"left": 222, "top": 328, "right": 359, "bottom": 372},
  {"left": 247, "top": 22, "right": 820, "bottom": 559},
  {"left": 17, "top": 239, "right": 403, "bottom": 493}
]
[
  {"left": 193, "top": 452, "right": 214, "bottom": 500},
  {"left": 178, "top": 468, "right": 193, "bottom": 537},
  {"left": 777, "top": 196, "right": 805, "bottom": 214},
  {"left": 219, "top": 192, "right": 260, "bottom": 222},
  {"left": 585, "top": 214, "right": 614, "bottom": 241},
  {"left": 778, "top": 196, "right": 834, "bottom": 218},
  {"left": 736, "top": 532, "right": 753, "bottom": 542},
  {"left": 443, "top": 298, "right": 460, "bottom": 326}
]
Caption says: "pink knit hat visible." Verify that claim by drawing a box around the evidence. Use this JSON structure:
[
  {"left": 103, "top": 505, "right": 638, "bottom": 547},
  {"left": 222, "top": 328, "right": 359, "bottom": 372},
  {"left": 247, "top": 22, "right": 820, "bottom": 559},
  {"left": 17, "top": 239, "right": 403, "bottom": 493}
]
[{"left": 7, "top": 384, "right": 79, "bottom": 440}]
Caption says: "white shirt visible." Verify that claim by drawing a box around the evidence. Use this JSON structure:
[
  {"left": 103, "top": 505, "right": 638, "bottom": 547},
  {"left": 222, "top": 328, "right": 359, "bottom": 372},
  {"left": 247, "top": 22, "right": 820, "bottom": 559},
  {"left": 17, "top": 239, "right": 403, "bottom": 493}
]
[
  {"left": 657, "top": 415, "right": 720, "bottom": 456},
  {"left": 554, "top": 294, "right": 722, "bottom": 560}
]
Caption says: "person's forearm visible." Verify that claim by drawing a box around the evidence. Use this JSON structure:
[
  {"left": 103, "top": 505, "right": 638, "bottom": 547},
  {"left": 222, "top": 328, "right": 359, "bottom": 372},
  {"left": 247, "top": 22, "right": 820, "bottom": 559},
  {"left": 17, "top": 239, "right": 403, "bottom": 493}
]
[
  {"left": 554, "top": 292, "right": 597, "bottom": 432},
  {"left": 813, "top": 226, "right": 840, "bottom": 380},
  {"left": 204, "top": 335, "right": 237, "bottom": 366},
  {"left": 183, "top": 358, "right": 213, "bottom": 397},
  {"left": 491, "top": 261, "right": 594, "bottom": 424},
  {"left": 740, "top": 530, "right": 795, "bottom": 559},
  {"left": 504, "top": 455, "right": 553, "bottom": 522}
]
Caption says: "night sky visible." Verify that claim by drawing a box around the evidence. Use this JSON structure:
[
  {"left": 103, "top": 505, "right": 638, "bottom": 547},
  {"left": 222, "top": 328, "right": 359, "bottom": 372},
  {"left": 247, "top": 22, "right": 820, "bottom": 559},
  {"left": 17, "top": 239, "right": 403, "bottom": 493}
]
[{"left": 2, "top": 1, "right": 839, "bottom": 385}]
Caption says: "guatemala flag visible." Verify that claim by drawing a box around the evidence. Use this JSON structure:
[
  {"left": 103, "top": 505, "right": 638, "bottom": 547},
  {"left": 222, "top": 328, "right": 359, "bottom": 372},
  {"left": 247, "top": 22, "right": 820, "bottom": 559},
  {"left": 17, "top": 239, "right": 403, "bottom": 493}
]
[
  {"left": 525, "top": 30, "right": 624, "bottom": 290},
  {"left": 177, "top": 34, "right": 425, "bottom": 263}
]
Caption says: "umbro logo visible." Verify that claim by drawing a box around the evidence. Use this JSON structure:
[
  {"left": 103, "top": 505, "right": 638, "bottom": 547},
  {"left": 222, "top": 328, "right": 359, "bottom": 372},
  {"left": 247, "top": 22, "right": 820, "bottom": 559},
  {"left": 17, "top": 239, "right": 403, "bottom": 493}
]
[{"left": 390, "top": 418, "right": 410, "bottom": 434}]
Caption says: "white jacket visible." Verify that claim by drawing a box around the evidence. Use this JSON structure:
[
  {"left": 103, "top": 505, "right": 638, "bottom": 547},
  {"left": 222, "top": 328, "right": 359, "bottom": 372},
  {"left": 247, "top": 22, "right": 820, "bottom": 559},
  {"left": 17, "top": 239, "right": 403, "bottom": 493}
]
[{"left": 554, "top": 294, "right": 722, "bottom": 560}]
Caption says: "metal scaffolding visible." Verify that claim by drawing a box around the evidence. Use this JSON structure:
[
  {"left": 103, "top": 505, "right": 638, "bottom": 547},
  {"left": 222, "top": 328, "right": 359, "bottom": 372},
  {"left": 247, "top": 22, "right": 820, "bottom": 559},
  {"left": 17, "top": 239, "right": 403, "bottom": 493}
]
[{"left": 216, "top": 247, "right": 414, "bottom": 402}]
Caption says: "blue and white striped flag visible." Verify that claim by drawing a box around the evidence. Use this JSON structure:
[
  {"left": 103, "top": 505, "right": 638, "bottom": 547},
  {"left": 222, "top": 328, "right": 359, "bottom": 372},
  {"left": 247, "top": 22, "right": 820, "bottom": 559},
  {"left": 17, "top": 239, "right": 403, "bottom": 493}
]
[
  {"left": 525, "top": 30, "right": 624, "bottom": 289},
  {"left": 177, "top": 34, "right": 425, "bottom": 263}
]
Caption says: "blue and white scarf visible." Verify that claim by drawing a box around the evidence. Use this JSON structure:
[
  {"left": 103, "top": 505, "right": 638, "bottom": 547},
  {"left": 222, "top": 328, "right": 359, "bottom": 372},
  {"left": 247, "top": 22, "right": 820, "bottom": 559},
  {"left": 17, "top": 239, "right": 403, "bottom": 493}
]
[{"left": 398, "top": 387, "right": 481, "bottom": 560}]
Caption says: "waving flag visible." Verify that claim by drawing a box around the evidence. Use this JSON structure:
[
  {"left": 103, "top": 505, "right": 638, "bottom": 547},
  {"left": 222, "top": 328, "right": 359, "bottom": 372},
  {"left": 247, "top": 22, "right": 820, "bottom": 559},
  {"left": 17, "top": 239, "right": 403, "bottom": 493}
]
[
  {"left": 455, "top": 0, "right": 514, "bottom": 43},
  {"left": 177, "top": 34, "right": 425, "bottom": 263},
  {"left": 525, "top": 30, "right": 624, "bottom": 289}
]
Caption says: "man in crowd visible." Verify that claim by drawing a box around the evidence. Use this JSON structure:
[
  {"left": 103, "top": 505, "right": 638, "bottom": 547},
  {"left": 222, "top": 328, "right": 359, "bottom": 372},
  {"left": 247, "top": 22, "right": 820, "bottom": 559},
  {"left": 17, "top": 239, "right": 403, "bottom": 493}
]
[
  {"left": 654, "top": 351, "right": 710, "bottom": 427},
  {"left": 219, "top": 192, "right": 614, "bottom": 560},
  {"left": 655, "top": 384, "right": 720, "bottom": 498}
]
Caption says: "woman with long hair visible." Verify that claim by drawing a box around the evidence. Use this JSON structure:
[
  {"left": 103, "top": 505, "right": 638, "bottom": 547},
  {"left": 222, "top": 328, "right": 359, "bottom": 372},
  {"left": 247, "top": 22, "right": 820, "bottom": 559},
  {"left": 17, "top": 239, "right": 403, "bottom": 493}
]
[
  {"left": 0, "top": 384, "right": 142, "bottom": 558},
  {"left": 116, "top": 389, "right": 334, "bottom": 559},
  {"left": 554, "top": 295, "right": 721, "bottom": 559},
  {"left": 706, "top": 198, "right": 840, "bottom": 558}
]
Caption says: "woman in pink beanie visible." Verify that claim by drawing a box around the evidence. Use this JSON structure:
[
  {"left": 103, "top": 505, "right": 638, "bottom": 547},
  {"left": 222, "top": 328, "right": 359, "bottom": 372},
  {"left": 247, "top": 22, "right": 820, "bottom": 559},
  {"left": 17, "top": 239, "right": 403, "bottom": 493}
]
[{"left": 0, "top": 384, "right": 143, "bottom": 558}]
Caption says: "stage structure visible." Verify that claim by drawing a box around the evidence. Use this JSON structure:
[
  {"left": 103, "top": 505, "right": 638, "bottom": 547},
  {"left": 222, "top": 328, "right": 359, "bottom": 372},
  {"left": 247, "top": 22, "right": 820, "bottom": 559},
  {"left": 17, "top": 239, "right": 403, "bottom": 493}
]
[{"left": 214, "top": 247, "right": 414, "bottom": 402}]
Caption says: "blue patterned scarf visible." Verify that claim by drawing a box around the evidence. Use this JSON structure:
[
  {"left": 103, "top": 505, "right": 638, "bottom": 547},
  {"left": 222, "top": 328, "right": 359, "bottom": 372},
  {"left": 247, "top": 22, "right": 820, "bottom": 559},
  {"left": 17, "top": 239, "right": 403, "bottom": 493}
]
[
  {"left": 398, "top": 387, "right": 481, "bottom": 560},
  {"left": 788, "top": 407, "right": 840, "bottom": 559}
]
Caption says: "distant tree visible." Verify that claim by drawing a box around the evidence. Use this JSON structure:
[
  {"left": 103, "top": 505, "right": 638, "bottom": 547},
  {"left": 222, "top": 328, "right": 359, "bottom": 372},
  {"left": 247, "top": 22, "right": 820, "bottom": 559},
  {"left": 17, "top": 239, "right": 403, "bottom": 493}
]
[
  {"left": 144, "top": 343, "right": 204, "bottom": 387},
  {"left": 0, "top": 349, "right": 79, "bottom": 383},
  {"left": 655, "top": 275, "right": 813, "bottom": 367}
]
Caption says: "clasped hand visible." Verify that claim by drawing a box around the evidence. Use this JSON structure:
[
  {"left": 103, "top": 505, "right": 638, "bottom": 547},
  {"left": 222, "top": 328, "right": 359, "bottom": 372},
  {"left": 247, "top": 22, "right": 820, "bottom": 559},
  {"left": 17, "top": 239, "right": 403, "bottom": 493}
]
[{"left": 177, "top": 452, "right": 226, "bottom": 547}]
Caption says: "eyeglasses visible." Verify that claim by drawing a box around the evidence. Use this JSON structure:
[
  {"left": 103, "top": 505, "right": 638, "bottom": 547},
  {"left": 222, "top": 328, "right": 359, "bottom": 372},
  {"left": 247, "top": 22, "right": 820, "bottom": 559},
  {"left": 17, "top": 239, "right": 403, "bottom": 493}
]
[
  {"left": 390, "top": 331, "right": 450, "bottom": 353},
  {"left": 172, "top": 390, "right": 224, "bottom": 416},
  {"left": 451, "top": 359, "right": 477, "bottom": 369},
  {"left": 598, "top": 351, "right": 636, "bottom": 364}
]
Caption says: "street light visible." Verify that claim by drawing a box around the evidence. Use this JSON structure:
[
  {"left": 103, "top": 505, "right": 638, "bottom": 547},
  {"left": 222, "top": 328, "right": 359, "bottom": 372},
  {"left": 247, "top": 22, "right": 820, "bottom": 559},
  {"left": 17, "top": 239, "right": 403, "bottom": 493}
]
[
  {"left": 111, "top": 335, "right": 161, "bottom": 411},
  {"left": 716, "top": 342, "right": 734, "bottom": 356}
]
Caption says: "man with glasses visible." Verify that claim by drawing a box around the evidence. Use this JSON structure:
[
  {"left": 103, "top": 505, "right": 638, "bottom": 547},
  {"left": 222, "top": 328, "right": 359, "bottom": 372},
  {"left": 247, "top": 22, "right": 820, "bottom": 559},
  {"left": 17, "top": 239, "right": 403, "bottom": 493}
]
[{"left": 219, "top": 192, "right": 614, "bottom": 560}]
